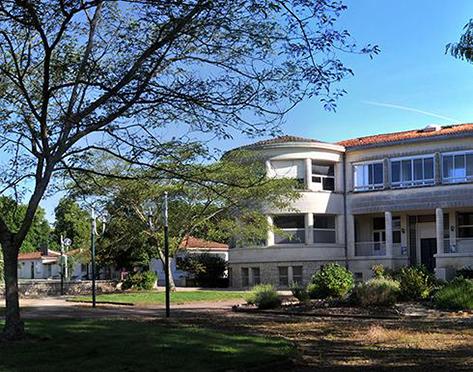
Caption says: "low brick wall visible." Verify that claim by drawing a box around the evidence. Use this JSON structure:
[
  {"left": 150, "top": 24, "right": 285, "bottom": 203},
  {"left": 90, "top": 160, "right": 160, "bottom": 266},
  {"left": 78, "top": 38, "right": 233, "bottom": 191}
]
[{"left": 0, "top": 280, "right": 119, "bottom": 297}]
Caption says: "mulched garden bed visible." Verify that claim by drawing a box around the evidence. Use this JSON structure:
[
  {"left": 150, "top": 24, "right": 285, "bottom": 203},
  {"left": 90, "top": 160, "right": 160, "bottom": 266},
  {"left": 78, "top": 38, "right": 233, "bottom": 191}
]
[{"left": 233, "top": 297, "right": 473, "bottom": 320}]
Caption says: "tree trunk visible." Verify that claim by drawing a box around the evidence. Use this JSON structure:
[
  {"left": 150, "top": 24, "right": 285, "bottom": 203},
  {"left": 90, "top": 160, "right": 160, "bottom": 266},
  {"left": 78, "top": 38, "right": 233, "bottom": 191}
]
[
  {"left": 157, "top": 249, "right": 176, "bottom": 291},
  {"left": 1, "top": 242, "right": 25, "bottom": 340}
]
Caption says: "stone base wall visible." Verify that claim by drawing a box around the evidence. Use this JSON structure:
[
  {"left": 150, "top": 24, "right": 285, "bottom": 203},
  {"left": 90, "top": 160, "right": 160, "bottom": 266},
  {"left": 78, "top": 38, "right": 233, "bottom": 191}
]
[
  {"left": 230, "top": 260, "right": 346, "bottom": 289},
  {"left": 0, "top": 280, "right": 119, "bottom": 297}
]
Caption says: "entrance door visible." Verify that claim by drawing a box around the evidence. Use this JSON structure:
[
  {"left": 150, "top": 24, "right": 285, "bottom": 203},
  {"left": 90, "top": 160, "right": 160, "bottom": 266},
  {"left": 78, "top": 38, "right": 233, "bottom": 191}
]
[{"left": 420, "top": 238, "right": 436, "bottom": 272}]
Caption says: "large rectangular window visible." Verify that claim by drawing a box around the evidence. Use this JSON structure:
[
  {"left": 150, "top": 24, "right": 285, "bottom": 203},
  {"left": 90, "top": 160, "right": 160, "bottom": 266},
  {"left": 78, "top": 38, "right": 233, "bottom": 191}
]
[
  {"left": 353, "top": 162, "right": 383, "bottom": 191},
  {"left": 391, "top": 156, "right": 434, "bottom": 188},
  {"left": 292, "top": 266, "right": 303, "bottom": 284},
  {"left": 269, "top": 160, "right": 305, "bottom": 188},
  {"left": 313, "top": 214, "right": 336, "bottom": 243},
  {"left": 251, "top": 267, "right": 261, "bottom": 285},
  {"left": 241, "top": 268, "right": 249, "bottom": 287},
  {"left": 278, "top": 266, "right": 289, "bottom": 286},
  {"left": 458, "top": 212, "right": 473, "bottom": 238},
  {"left": 273, "top": 215, "right": 305, "bottom": 244},
  {"left": 442, "top": 152, "right": 473, "bottom": 183},
  {"left": 312, "top": 162, "right": 335, "bottom": 191}
]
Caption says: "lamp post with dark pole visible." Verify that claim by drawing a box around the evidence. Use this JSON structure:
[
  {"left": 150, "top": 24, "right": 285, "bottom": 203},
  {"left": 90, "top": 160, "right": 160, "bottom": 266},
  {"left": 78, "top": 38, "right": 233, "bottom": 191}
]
[
  {"left": 145, "top": 192, "right": 170, "bottom": 317},
  {"left": 90, "top": 209, "right": 108, "bottom": 308}
]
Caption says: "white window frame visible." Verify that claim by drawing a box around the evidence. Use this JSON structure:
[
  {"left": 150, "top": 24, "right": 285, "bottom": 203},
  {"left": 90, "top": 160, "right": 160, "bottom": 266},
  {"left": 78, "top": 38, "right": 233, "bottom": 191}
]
[
  {"left": 353, "top": 161, "right": 384, "bottom": 191},
  {"left": 390, "top": 154, "right": 435, "bottom": 188},
  {"left": 273, "top": 214, "right": 306, "bottom": 245},
  {"left": 311, "top": 161, "right": 335, "bottom": 191},
  {"left": 457, "top": 212, "right": 473, "bottom": 238},
  {"left": 442, "top": 150, "right": 473, "bottom": 184}
]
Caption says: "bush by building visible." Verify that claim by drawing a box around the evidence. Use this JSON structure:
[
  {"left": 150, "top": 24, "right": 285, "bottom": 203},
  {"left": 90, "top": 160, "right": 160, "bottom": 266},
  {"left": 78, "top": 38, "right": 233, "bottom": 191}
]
[
  {"left": 397, "top": 265, "right": 434, "bottom": 300},
  {"left": 433, "top": 278, "right": 473, "bottom": 311},
  {"left": 352, "top": 277, "right": 400, "bottom": 307},
  {"left": 180, "top": 253, "right": 228, "bottom": 287},
  {"left": 290, "top": 282, "right": 309, "bottom": 303},
  {"left": 308, "top": 263, "right": 354, "bottom": 299},
  {"left": 245, "top": 284, "right": 281, "bottom": 309},
  {"left": 122, "top": 271, "right": 157, "bottom": 291}
]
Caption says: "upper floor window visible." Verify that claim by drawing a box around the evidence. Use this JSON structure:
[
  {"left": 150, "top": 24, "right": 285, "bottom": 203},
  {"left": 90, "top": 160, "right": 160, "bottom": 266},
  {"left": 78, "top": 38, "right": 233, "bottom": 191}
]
[
  {"left": 391, "top": 156, "right": 434, "bottom": 188},
  {"left": 313, "top": 214, "right": 336, "bottom": 243},
  {"left": 312, "top": 162, "right": 335, "bottom": 191},
  {"left": 269, "top": 159, "right": 305, "bottom": 188},
  {"left": 273, "top": 215, "right": 305, "bottom": 244},
  {"left": 353, "top": 162, "right": 383, "bottom": 191},
  {"left": 442, "top": 152, "right": 473, "bottom": 184}
]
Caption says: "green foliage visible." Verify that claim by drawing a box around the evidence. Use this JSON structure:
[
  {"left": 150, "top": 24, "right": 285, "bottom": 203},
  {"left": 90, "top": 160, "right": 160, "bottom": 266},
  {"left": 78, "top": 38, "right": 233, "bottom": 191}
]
[
  {"left": 245, "top": 284, "right": 281, "bottom": 309},
  {"left": 353, "top": 278, "right": 400, "bottom": 307},
  {"left": 433, "top": 278, "right": 473, "bottom": 311},
  {"left": 456, "top": 266, "right": 473, "bottom": 279},
  {"left": 0, "top": 197, "right": 50, "bottom": 253},
  {"left": 446, "top": 19, "right": 473, "bottom": 62},
  {"left": 306, "top": 282, "right": 320, "bottom": 300},
  {"left": 290, "top": 282, "right": 309, "bottom": 303},
  {"left": 397, "top": 265, "right": 434, "bottom": 301},
  {"left": 371, "top": 264, "right": 386, "bottom": 279},
  {"left": 53, "top": 197, "right": 91, "bottom": 251},
  {"left": 122, "top": 271, "right": 157, "bottom": 291},
  {"left": 309, "top": 263, "right": 354, "bottom": 299},
  {"left": 180, "top": 253, "right": 228, "bottom": 288}
]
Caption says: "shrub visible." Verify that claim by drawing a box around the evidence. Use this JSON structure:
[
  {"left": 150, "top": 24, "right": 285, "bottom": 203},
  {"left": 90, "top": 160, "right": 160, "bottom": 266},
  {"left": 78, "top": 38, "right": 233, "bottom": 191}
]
[
  {"left": 180, "top": 253, "right": 228, "bottom": 287},
  {"left": 306, "top": 282, "right": 320, "bottom": 299},
  {"left": 245, "top": 284, "right": 281, "bottom": 309},
  {"left": 122, "top": 271, "right": 157, "bottom": 291},
  {"left": 290, "top": 282, "right": 309, "bottom": 303},
  {"left": 353, "top": 278, "right": 400, "bottom": 307},
  {"left": 433, "top": 278, "right": 473, "bottom": 310},
  {"left": 371, "top": 264, "right": 385, "bottom": 279},
  {"left": 309, "top": 263, "right": 354, "bottom": 299},
  {"left": 398, "top": 265, "right": 434, "bottom": 300},
  {"left": 456, "top": 266, "right": 473, "bottom": 279}
]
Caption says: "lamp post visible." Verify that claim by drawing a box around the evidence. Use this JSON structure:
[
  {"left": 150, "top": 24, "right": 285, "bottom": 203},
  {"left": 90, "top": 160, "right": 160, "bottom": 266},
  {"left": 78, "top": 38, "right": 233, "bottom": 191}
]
[
  {"left": 60, "top": 235, "right": 72, "bottom": 296},
  {"left": 145, "top": 192, "right": 170, "bottom": 317},
  {"left": 90, "top": 208, "right": 108, "bottom": 308}
]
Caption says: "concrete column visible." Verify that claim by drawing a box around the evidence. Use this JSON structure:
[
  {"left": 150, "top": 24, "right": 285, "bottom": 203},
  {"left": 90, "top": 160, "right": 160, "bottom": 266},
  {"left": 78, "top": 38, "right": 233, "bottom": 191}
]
[
  {"left": 304, "top": 158, "right": 312, "bottom": 190},
  {"left": 400, "top": 214, "right": 408, "bottom": 248},
  {"left": 305, "top": 213, "right": 313, "bottom": 245},
  {"left": 267, "top": 215, "right": 274, "bottom": 246},
  {"left": 383, "top": 158, "right": 390, "bottom": 189},
  {"left": 265, "top": 159, "right": 272, "bottom": 177},
  {"left": 346, "top": 214, "right": 355, "bottom": 258},
  {"left": 436, "top": 208, "right": 444, "bottom": 255},
  {"left": 288, "top": 266, "right": 294, "bottom": 284},
  {"left": 449, "top": 210, "right": 456, "bottom": 253},
  {"left": 385, "top": 211, "right": 393, "bottom": 257},
  {"left": 434, "top": 153, "right": 442, "bottom": 185}
]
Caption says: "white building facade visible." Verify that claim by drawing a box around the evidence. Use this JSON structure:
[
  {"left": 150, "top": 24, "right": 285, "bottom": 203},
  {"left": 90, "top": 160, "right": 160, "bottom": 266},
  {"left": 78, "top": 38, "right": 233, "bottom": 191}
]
[{"left": 229, "top": 124, "right": 473, "bottom": 288}]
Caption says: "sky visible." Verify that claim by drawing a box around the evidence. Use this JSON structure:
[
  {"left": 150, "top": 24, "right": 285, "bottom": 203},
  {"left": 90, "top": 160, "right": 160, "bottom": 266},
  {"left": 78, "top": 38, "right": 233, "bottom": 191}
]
[{"left": 41, "top": 0, "right": 473, "bottom": 221}]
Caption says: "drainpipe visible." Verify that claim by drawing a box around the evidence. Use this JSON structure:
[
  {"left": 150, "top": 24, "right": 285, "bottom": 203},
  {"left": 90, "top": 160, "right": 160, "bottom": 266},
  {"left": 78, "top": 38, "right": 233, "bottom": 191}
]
[{"left": 343, "top": 152, "right": 349, "bottom": 269}]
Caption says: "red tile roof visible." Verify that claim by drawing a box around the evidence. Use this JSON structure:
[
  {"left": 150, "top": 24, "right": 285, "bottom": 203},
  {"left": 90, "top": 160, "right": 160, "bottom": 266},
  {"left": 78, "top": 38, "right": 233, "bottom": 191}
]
[
  {"left": 179, "top": 236, "right": 229, "bottom": 251},
  {"left": 18, "top": 252, "right": 42, "bottom": 260},
  {"left": 240, "top": 135, "right": 325, "bottom": 149},
  {"left": 337, "top": 123, "right": 473, "bottom": 148}
]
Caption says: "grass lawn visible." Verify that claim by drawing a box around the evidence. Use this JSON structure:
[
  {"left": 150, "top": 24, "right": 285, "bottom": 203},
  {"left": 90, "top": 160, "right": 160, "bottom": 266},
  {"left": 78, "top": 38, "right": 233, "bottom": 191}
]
[
  {"left": 0, "top": 319, "right": 293, "bottom": 372},
  {"left": 71, "top": 290, "right": 247, "bottom": 305}
]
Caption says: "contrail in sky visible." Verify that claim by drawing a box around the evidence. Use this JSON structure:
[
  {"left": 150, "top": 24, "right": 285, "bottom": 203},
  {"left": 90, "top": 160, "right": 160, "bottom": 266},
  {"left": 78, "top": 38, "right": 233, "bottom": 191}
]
[{"left": 362, "top": 100, "right": 460, "bottom": 122}]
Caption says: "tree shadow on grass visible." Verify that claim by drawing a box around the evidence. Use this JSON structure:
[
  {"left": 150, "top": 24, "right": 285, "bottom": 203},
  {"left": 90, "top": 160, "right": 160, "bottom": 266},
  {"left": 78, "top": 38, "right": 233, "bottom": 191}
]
[{"left": 0, "top": 318, "right": 294, "bottom": 372}]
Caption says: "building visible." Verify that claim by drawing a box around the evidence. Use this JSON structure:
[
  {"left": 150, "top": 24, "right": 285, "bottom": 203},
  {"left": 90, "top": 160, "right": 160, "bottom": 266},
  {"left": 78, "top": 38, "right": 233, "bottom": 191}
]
[
  {"left": 149, "top": 236, "right": 229, "bottom": 287},
  {"left": 229, "top": 123, "right": 473, "bottom": 288}
]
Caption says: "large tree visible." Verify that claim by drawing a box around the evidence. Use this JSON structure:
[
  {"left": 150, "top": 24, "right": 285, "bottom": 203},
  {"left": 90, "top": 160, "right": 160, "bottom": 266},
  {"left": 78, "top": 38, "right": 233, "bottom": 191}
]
[
  {"left": 74, "top": 149, "right": 300, "bottom": 290},
  {"left": 0, "top": 1, "right": 377, "bottom": 339},
  {"left": 447, "top": 19, "right": 473, "bottom": 62}
]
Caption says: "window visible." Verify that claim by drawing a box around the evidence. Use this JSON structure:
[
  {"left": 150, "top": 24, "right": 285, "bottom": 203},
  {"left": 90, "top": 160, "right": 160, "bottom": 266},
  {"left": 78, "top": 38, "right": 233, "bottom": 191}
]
[
  {"left": 241, "top": 268, "right": 249, "bottom": 287},
  {"left": 292, "top": 266, "right": 303, "bottom": 284},
  {"left": 251, "top": 267, "right": 261, "bottom": 285},
  {"left": 273, "top": 215, "right": 305, "bottom": 244},
  {"left": 458, "top": 212, "right": 473, "bottom": 238},
  {"left": 313, "top": 215, "right": 336, "bottom": 243},
  {"left": 442, "top": 152, "right": 473, "bottom": 183},
  {"left": 372, "top": 216, "right": 401, "bottom": 247},
  {"left": 392, "top": 217, "right": 401, "bottom": 244},
  {"left": 278, "top": 266, "right": 289, "bottom": 286},
  {"left": 353, "top": 162, "right": 383, "bottom": 191},
  {"left": 312, "top": 162, "right": 335, "bottom": 191},
  {"left": 269, "top": 160, "right": 305, "bottom": 187},
  {"left": 391, "top": 156, "right": 434, "bottom": 188}
]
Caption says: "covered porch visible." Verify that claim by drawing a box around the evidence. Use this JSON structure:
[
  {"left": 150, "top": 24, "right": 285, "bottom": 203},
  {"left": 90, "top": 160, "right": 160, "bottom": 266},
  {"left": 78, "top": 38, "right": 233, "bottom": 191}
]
[{"left": 348, "top": 208, "right": 473, "bottom": 279}]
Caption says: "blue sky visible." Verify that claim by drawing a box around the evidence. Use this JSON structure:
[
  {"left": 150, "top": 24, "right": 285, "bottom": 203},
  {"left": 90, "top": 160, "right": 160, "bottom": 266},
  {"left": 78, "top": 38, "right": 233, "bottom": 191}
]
[{"left": 41, "top": 0, "right": 473, "bottom": 221}]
